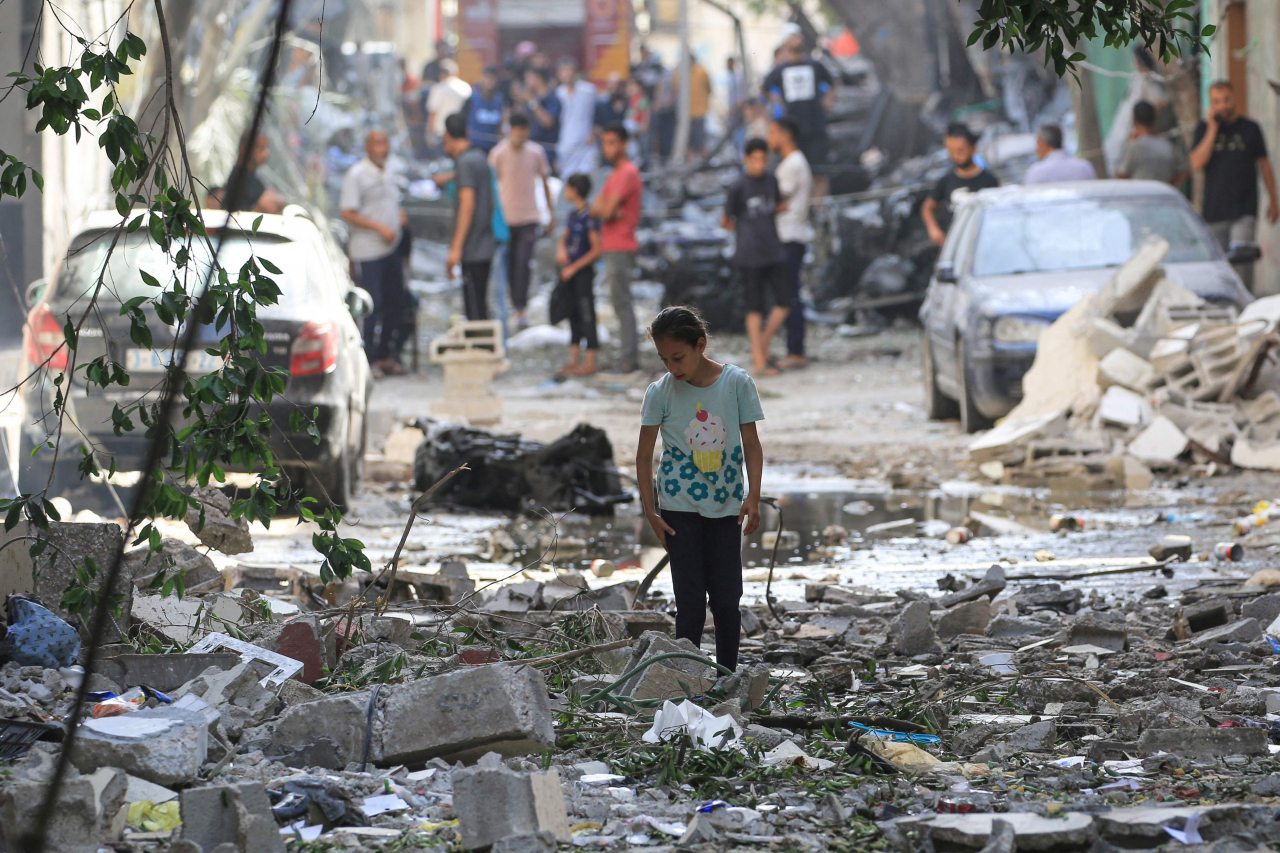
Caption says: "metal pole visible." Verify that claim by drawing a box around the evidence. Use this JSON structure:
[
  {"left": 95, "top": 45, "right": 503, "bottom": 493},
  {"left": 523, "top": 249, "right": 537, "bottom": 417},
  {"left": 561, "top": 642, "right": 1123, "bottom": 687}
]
[{"left": 671, "top": 0, "right": 691, "bottom": 162}]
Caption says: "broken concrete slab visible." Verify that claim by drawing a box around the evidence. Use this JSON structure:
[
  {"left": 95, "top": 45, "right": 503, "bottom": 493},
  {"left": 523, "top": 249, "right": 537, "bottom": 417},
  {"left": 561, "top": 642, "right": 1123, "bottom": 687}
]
[
  {"left": 377, "top": 663, "right": 556, "bottom": 766},
  {"left": 1127, "top": 415, "right": 1189, "bottom": 464},
  {"left": 1098, "top": 348, "right": 1157, "bottom": 392},
  {"left": 97, "top": 652, "right": 242, "bottom": 693},
  {"left": 938, "top": 566, "right": 1007, "bottom": 609},
  {"left": 270, "top": 690, "right": 371, "bottom": 770},
  {"left": 452, "top": 752, "right": 571, "bottom": 851},
  {"left": 492, "top": 831, "right": 558, "bottom": 853},
  {"left": 1093, "top": 803, "right": 1274, "bottom": 846},
  {"left": 179, "top": 782, "right": 285, "bottom": 853},
  {"left": 891, "top": 600, "right": 940, "bottom": 656},
  {"left": 185, "top": 486, "right": 253, "bottom": 555},
  {"left": 1242, "top": 593, "right": 1280, "bottom": 627},
  {"left": 0, "top": 767, "right": 126, "bottom": 853},
  {"left": 936, "top": 599, "right": 990, "bottom": 639},
  {"left": 1005, "top": 719, "right": 1056, "bottom": 752},
  {"left": 71, "top": 706, "right": 209, "bottom": 786},
  {"left": 1191, "top": 617, "right": 1262, "bottom": 647},
  {"left": 1137, "top": 726, "right": 1268, "bottom": 758},
  {"left": 616, "top": 632, "right": 719, "bottom": 697},
  {"left": 967, "top": 413, "right": 1067, "bottom": 463},
  {"left": 1098, "top": 385, "right": 1151, "bottom": 427},
  {"left": 890, "top": 811, "right": 1096, "bottom": 850},
  {"left": 125, "top": 538, "right": 223, "bottom": 595},
  {"left": 1067, "top": 615, "right": 1128, "bottom": 652}
]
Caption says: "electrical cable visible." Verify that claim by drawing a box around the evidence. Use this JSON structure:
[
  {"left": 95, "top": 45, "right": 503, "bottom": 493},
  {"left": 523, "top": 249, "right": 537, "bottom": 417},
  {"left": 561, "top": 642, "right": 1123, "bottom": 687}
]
[{"left": 760, "top": 496, "right": 785, "bottom": 625}]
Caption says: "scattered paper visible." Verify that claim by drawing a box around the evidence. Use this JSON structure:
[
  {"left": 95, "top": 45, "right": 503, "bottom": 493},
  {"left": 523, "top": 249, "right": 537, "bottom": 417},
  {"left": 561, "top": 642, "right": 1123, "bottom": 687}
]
[
  {"left": 1102, "top": 759, "right": 1150, "bottom": 776},
  {"left": 629, "top": 815, "right": 686, "bottom": 837},
  {"left": 280, "top": 821, "right": 323, "bottom": 841},
  {"left": 762, "top": 739, "right": 836, "bottom": 771},
  {"left": 643, "top": 699, "right": 742, "bottom": 751},
  {"left": 1051, "top": 756, "right": 1087, "bottom": 768},
  {"left": 579, "top": 773, "right": 627, "bottom": 785},
  {"left": 360, "top": 793, "right": 410, "bottom": 817}
]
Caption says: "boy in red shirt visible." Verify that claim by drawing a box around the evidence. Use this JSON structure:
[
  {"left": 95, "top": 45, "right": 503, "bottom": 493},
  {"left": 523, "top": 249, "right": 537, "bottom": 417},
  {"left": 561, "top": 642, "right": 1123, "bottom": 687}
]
[{"left": 591, "top": 124, "right": 643, "bottom": 373}]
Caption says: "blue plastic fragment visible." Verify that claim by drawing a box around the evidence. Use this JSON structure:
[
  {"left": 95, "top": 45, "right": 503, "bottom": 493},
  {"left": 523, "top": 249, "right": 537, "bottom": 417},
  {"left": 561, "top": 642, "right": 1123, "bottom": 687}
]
[
  {"left": 847, "top": 721, "right": 941, "bottom": 745},
  {"left": 697, "top": 800, "right": 730, "bottom": 813},
  {"left": 1267, "top": 635, "right": 1280, "bottom": 655}
]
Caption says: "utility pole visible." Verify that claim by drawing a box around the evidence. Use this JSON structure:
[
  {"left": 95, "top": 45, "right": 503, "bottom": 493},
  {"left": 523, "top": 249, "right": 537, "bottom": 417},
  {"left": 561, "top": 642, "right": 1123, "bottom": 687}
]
[{"left": 671, "top": 0, "right": 691, "bottom": 163}]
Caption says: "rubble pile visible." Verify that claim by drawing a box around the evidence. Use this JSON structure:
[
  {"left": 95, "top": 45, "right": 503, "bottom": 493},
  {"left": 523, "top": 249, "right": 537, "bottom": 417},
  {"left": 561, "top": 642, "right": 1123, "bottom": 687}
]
[
  {"left": 969, "top": 236, "right": 1280, "bottom": 489},
  {"left": 8, "top": 498, "right": 1280, "bottom": 853}
]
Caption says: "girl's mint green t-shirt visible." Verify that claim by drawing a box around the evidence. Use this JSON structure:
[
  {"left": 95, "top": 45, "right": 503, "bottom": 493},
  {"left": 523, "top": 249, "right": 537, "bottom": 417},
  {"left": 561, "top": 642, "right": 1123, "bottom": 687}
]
[{"left": 641, "top": 363, "right": 764, "bottom": 518}]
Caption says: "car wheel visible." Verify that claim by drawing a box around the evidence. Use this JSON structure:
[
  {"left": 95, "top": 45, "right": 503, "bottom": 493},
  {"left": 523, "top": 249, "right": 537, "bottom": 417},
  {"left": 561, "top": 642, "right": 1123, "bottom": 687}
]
[
  {"left": 958, "top": 340, "right": 994, "bottom": 434},
  {"left": 922, "top": 335, "right": 959, "bottom": 421},
  {"left": 310, "top": 407, "right": 364, "bottom": 514}
]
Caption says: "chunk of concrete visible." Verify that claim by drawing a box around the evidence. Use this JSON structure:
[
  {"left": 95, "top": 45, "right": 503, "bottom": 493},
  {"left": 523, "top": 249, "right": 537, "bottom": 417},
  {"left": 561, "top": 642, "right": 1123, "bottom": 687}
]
[
  {"left": 377, "top": 663, "right": 555, "bottom": 766},
  {"left": 70, "top": 706, "right": 209, "bottom": 786},
  {"left": 452, "top": 753, "right": 571, "bottom": 851},
  {"left": 1242, "top": 593, "right": 1280, "bottom": 627},
  {"left": 1068, "top": 615, "right": 1128, "bottom": 652},
  {"left": 985, "top": 615, "right": 1050, "bottom": 639},
  {"left": 98, "top": 652, "right": 241, "bottom": 693},
  {"left": 616, "top": 631, "right": 719, "bottom": 697},
  {"left": 1137, "top": 726, "right": 1268, "bottom": 758},
  {"left": 1127, "top": 415, "right": 1189, "bottom": 464},
  {"left": 0, "top": 767, "right": 126, "bottom": 853},
  {"left": 1098, "top": 348, "right": 1157, "bottom": 392},
  {"left": 891, "top": 600, "right": 940, "bottom": 656},
  {"left": 1191, "top": 617, "right": 1262, "bottom": 647},
  {"left": 1005, "top": 719, "right": 1057, "bottom": 752},
  {"left": 1088, "top": 316, "right": 1138, "bottom": 360},
  {"left": 1096, "top": 236, "right": 1168, "bottom": 317},
  {"left": 889, "top": 811, "right": 1096, "bottom": 850},
  {"left": 185, "top": 486, "right": 253, "bottom": 555},
  {"left": 179, "top": 782, "right": 285, "bottom": 853},
  {"left": 938, "top": 566, "right": 1006, "bottom": 609},
  {"left": 492, "top": 831, "right": 558, "bottom": 853},
  {"left": 936, "top": 599, "right": 991, "bottom": 640},
  {"left": 967, "top": 412, "right": 1067, "bottom": 464},
  {"left": 270, "top": 691, "right": 372, "bottom": 770},
  {"left": 125, "top": 537, "right": 222, "bottom": 594},
  {"left": 1098, "top": 385, "right": 1151, "bottom": 427}
]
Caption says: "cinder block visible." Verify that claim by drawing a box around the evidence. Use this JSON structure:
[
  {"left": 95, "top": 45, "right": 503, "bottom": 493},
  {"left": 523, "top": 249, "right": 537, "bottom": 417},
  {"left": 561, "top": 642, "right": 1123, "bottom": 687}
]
[
  {"left": 179, "top": 782, "right": 285, "bottom": 853},
  {"left": 377, "top": 663, "right": 555, "bottom": 766},
  {"left": 453, "top": 753, "right": 571, "bottom": 851}
]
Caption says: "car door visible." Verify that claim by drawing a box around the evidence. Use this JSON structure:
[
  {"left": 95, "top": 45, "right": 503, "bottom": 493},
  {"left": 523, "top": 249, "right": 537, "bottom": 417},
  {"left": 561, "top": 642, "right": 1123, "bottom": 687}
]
[{"left": 927, "top": 203, "right": 978, "bottom": 388}]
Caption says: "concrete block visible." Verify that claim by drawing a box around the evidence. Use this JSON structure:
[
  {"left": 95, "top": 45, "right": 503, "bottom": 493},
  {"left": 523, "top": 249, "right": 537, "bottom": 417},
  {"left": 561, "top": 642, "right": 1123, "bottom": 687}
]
[
  {"left": 1096, "top": 236, "right": 1167, "bottom": 317},
  {"left": 1098, "top": 385, "right": 1150, "bottom": 427},
  {"left": 627, "top": 662, "right": 716, "bottom": 702},
  {"left": 0, "top": 768, "right": 125, "bottom": 853},
  {"left": 125, "top": 537, "right": 222, "bottom": 593},
  {"left": 1137, "top": 726, "right": 1268, "bottom": 758},
  {"left": 1232, "top": 435, "right": 1280, "bottom": 470},
  {"left": 967, "top": 412, "right": 1067, "bottom": 464},
  {"left": 269, "top": 690, "right": 371, "bottom": 769},
  {"left": 1148, "top": 336, "right": 1191, "bottom": 375},
  {"left": 377, "top": 663, "right": 555, "bottom": 766},
  {"left": 891, "top": 600, "right": 940, "bottom": 655},
  {"left": 1006, "top": 719, "right": 1057, "bottom": 752},
  {"left": 453, "top": 753, "right": 571, "bottom": 851},
  {"left": 1192, "top": 617, "right": 1262, "bottom": 647},
  {"left": 1068, "top": 615, "right": 1128, "bottom": 652},
  {"left": 938, "top": 565, "right": 1007, "bottom": 608},
  {"left": 98, "top": 652, "right": 241, "bottom": 693},
  {"left": 179, "top": 782, "right": 285, "bottom": 853},
  {"left": 70, "top": 706, "right": 209, "bottom": 786},
  {"left": 1127, "top": 415, "right": 1188, "bottom": 464},
  {"left": 1098, "top": 349, "right": 1157, "bottom": 392},
  {"left": 185, "top": 486, "right": 253, "bottom": 555},
  {"left": 616, "top": 631, "right": 719, "bottom": 697},
  {"left": 1242, "top": 593, "right": 1280, "bottom": 627},
  {"left": 1088, "top": 316, "right": 1137, "bottom": 359},
  {"left": 493, "top": 831, "right": 558, "bottom": 853},
  {"left": 936, "top": 598, "right": 990, "bottom": 639}
]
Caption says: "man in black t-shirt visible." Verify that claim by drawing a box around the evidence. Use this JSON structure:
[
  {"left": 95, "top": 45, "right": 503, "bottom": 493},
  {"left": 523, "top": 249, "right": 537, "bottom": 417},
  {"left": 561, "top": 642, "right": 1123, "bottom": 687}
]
[
  {"left": 762, "top": 37, "right": 834, "bottom": 192},
  {"left": 921, "top": 123, "right": 999, "bottom": 246},
  {"left": 215, "top": 131, "right": 285, "bottom": 214},
  {"left": 1190, "top": 80, "right": 1278, "bottom": 291}
]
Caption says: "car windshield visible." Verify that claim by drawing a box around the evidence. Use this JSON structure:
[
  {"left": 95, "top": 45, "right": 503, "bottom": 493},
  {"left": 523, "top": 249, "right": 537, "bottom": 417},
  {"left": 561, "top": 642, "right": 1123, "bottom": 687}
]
[
  {"left": 55, "top": 231, "right": 325, "bottom": 310},
  {"left": 970, "top": 197, "right": 1219, "bottom": 277}
]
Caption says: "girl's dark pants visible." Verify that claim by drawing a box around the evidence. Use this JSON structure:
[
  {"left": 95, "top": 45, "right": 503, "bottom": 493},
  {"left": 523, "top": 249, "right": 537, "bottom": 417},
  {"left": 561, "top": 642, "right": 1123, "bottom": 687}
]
[{"left": 660, "top": 509, "right": 743, "bottom": 671}]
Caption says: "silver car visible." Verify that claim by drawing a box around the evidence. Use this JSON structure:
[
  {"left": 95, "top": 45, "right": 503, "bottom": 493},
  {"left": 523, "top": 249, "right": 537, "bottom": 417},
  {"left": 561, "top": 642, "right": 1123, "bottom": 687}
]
[{"left": 920, "top": 180, "right": 1255, "bottom": 432}]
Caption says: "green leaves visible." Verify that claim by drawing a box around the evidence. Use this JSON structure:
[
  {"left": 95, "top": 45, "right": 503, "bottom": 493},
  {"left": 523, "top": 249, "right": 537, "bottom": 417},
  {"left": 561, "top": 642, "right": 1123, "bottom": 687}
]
[{"left": 967, "top": 0, "right": 1211, "bottom": 78}]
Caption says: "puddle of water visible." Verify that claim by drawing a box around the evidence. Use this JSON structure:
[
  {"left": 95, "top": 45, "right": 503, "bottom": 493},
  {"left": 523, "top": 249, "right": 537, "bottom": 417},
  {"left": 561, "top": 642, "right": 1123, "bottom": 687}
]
[{"left": 549, "top": 486, "right": 1070, "bottom": 570}]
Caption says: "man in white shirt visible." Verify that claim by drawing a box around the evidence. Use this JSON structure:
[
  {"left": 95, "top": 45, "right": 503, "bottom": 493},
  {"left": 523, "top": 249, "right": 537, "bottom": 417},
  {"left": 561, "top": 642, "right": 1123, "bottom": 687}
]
[
  {"left": 1024, "top": 123, "right": 1097, "bottom": 184},
  {"left": 769, "top": 117, "right": 813, "bottom": 369},
  {"left": 556, "top": 58, "right": 599, "bottom": 176},
  {"left": 425, "top": 59, "right": 471, "bottom": 152},
  {"left": 490, "top": 113, "right": 555, "bottom": 329},
  {"left": 340, "top": 129, "right": 410, "bottom": 375}
]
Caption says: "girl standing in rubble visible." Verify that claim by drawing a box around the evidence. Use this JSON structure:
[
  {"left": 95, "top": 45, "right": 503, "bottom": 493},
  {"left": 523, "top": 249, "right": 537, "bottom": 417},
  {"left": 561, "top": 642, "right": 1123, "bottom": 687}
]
[{"left": 635, "top": 307, "right": 764, "bottom": 671}]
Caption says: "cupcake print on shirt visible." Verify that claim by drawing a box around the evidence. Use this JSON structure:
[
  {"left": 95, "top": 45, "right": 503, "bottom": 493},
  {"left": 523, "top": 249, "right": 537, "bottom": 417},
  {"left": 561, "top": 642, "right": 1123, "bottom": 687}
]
[{"left": 686, "top": 404, "right": 726, "bottom": 473}]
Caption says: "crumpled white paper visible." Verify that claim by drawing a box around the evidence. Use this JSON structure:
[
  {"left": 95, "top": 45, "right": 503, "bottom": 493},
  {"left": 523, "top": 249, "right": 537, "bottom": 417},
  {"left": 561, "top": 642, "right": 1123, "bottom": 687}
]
[
  {"left": 761, "top": 739, "right": 835, "bottom": 771},
  {"left": 642, "top": 699, "right": 742, "bottom": 750}
]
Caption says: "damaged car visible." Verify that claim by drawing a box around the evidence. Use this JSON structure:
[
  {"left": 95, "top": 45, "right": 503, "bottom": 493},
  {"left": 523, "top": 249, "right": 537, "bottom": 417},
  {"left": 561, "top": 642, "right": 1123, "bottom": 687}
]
[{"left": 921, "top": 180, "right": 1254, "bottom": 432}]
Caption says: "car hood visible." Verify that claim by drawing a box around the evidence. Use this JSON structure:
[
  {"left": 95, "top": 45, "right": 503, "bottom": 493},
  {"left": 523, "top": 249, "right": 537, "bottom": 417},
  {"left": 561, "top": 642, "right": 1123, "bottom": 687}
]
[{"left": 969, "top": 262, "right": 1252, "bottom": 319}]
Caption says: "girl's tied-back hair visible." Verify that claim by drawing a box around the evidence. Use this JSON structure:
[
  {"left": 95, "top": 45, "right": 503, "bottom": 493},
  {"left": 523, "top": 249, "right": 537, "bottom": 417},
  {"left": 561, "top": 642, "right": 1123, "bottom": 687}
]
[{"left": 648, "top": 306, "right": 710, "bottom": 347}]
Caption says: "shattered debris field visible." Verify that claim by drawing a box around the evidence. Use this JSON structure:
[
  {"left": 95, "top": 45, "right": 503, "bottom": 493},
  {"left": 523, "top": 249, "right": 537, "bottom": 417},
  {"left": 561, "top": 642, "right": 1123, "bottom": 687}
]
[{"left": 12, "top": 270, "right": 1280, "bottom": 853}]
